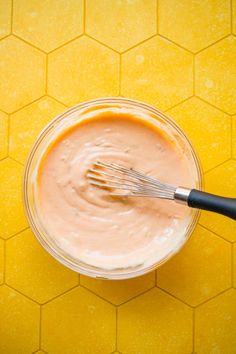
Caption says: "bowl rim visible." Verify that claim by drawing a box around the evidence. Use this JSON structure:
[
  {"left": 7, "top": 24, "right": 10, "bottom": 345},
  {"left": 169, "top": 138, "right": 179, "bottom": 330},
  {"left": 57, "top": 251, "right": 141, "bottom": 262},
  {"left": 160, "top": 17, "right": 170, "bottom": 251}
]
[{"left": 23, "top": 97, "right": 203, "bottom": 279}]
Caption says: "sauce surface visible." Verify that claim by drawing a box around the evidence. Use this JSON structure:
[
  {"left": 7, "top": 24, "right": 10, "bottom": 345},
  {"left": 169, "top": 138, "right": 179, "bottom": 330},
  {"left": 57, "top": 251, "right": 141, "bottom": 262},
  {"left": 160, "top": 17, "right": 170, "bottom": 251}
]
[{"left": 38, "top": 108, "right": 195, "bottom": 269}]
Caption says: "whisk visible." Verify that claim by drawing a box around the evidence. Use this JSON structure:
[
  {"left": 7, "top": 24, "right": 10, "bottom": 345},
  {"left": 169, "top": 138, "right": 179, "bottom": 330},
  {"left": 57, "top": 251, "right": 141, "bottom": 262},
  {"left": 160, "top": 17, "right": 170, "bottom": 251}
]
[{"left": 87, "top": 161, "right": 236, "bottom": 220}]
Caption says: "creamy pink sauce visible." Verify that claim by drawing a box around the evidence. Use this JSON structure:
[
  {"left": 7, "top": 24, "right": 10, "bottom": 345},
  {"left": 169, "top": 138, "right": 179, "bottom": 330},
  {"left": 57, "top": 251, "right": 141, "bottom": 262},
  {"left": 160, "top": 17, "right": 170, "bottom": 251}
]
[{"left": 37, "top": 108, "right": 195, "bottom": 270}]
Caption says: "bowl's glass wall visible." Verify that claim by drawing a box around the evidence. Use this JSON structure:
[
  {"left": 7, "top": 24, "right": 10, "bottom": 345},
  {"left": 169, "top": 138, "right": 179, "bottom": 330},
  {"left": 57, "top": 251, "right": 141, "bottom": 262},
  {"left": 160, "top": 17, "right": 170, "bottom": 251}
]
[{"left": 23, "top": 98, "right": 203, "bottom": 279}]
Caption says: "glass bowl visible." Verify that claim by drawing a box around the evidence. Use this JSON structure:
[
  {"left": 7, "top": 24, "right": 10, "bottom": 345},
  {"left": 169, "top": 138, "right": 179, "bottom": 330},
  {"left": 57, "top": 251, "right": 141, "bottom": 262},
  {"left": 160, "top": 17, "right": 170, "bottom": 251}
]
[{"left": 23, "top": 97, "right": 203, "bottom": 280}]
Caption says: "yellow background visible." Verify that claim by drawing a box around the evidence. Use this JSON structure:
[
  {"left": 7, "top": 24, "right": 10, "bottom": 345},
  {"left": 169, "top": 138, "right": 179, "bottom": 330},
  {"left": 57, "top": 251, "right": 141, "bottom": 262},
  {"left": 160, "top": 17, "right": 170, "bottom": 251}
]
[{"left": 0, "top": 0, "right": 236, "bottom": 353}]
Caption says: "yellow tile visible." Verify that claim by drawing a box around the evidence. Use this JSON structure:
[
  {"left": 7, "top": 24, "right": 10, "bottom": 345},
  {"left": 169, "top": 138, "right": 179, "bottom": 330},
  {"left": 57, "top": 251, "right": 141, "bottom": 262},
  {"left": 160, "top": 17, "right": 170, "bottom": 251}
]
[
  {"left": 81, "top": 271, "right": 155, "bottom": 305},
  {"left": 167, "top": 97, "right": 231, "bottom": 171},
  {"left": 0, "top": 36, "right": 45, "bottom": 113},
  {"left": 159, "top": 0, "right": 230, "bottom": 53},
  {"left": 232, "top": 115, "right": 236, "bottom": 158},
  {"left": 86, "top": 0, "right": 156, "bottom": 52},
  {"left": 6, "top": 229, "right": 78, "bottom": 304},
  {"left": 234, "top": 244, "right": 236, "bottom": 287},
  {"left": 10, "top": 96, "right": 66, "bottom": 164},
  {"left": 48, "top": 36, "right": 119, "bottom": 106},
  {"left": 233, "top": 0, "right": 236, "bottom": 34},
  {"left": 13, "top": 0, "right": 84, "bottom": 53},
  {"left": 156, "top": 225, "right": 231, "bottom": 306},
  {"left": 42, "top": 287, "right": 116, "bottom": 354},
  {"left": 0, "top": 0, "right": 11, "bottom": 39},
  {"left": 196, "top": 36, "right": 236, "bottom": 114},
  {"left": 121, "top": 36, "right": 193, "bottom": 110},
  {"left": 199, "top": 160, "right": 236, "bottom": 242},
  {"left": 0, "top": 239, "right": 4, "bottom": 284},
  {"left": 195, "top": 289, "right": 236, "bottom": 354},
  {"left": 0, "top": 158, "right": 28, "bottom": 239},
  {"left": 118, "top": 288, "right": 192, "bottom": 354},
  {"left": 0, "top": 285, "right": 40, "bottom": 354},
  {"left": 0, "top": 111, "right": 8, "bottom": 160}
]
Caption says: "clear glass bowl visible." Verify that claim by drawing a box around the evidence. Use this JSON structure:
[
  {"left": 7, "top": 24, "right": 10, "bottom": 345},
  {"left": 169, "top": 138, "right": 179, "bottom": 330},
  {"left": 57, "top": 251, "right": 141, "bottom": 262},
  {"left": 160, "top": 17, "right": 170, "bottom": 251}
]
[{"left": 23, "top": 97, "right": 203, "bottom": 279}]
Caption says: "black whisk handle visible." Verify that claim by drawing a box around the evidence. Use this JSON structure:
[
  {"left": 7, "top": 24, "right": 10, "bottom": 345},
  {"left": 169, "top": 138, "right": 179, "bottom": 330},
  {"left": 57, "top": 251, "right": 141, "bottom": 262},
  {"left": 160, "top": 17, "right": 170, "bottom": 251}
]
[{"left": 188, "top": 189, "right": 236, "bottom": 220}]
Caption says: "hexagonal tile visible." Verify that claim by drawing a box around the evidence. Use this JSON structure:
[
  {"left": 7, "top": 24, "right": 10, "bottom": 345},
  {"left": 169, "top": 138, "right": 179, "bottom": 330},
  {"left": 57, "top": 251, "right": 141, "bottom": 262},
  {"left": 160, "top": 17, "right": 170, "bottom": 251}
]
[
  {"left": 159, "top": 0, "right": 230, "bottom": 53},
  {"left": 6, "top": 229, "right": 78, "bottom": 304},
  {"left": 0, "top": 111, "right": 8, "bottom": 160},
  {"left": 121, "top": 36, "right": 193, "bottom": 110},
  {"left": 42, "top": 287, "right": 116, "bottom": 354},
  {"left": 10, "top": 96, "right": 66, "bottom": 164},
  {"left": 232, "top": 115, "right": 236, "bottom": 158},
  {"left": 196, "top": 36, "right": 236, "bottom": 114},
  {"left": 118, "top": 288, "right": 192, "bottom": 354},
  {"left": 48, "top": 36, "right": 119, "bottom": 106},
  {"left": 0, "top": 36, "right": 45, "bottom": 113},
  {"left": 156, "top": 225, "right": 231, "bottom": 306},
  {"left": 199, "top": 160, "right": 236, "bottom": 242},
  {"left": 0, "top": 0, "right": 11, "bottom": 39},
  {"left": 195, "top": 289, "right": 236, "bottom": 354},
  {"left": 81, "top": 271, "right": 155, "bottom": 305},
  {"left": 0, "top": 285, "right": 40, "bottom": 354},
  {"left": 0, "top": 239, "right": 4, "bottom": 284},
  {"left": 0, "top": 158, "right": 28, "bottom": 239},
  {"left": 167, "top": 97, "right": 231, "bottom": 171},
  {"left": 86, "top": 0, "right": 157, "bottom": 52},
  {"left": 13, "top": 0, "right": 84, "bottom": 53}
]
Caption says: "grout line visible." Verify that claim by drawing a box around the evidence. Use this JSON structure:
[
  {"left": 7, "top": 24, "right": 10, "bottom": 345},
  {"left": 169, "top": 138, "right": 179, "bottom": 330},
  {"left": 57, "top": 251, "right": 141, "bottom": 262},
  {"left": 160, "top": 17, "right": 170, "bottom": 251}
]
[
  {"left": 47, "top": 34, "right": 84, "bottom": 55},
  {"left": 11, "top": 0, "right": 13, "bottom": 33},
  {"left": 196, "top": 96, "right": 231, "bottom": 116},
  {"left": 157, "top": 285, "right": 194, "bottom": 308},
  {"left": 42, "top": 284, "right": 79, "bottom": 306},
  {"left": 46, "top": 94, "right": 69, "bottom": 108},
  {"left": 117, "top": 286, "right": 155, "bottom": 308},
  {"left": 164, "top": 96, "right": 193, "bottom": 113},
  {"left": 195, "top": 34, "right": 230, "bottom": 55},
  {"left": 204, "top": 158, "right": 231, "bottom": 175},
  {"left": 12, "top": 34, "right": 47, "bottom": 54},
  {"left": 231, "top": 243, "right": 234, "bottom": 287},
  {"left": 199, "top": 223, "right": 234, "bottom": 244},
  {"left": 158, "top": 33, "right": 193, "bottom": 54},
  {"left": 121, "top": 33, "right": 157, "bottom": 54},
  {"left": 80, "top": 283, "right": 115, "bottom": 306},
  {"left": 85, "top": 33, "right": 120, "bottom": 54},
  {"left": 156, "top": 0, "right": 159, "bottom": 34},
  {"left": 84, "top": 0, "right": 86, "bottom": 33},
  {"left": 0, "top": 34, "right": 11, "bottom": 43},
  {"left": 4, "top": 226, "right": 29, "bottom": 241},
  {"left": 10, "top": 95, "right": 45, "bottom": 115},
  {"left": 195, "top": 287, "right": 231, "bottom": 308},
  {"left": 192, "top": 308, "right": 195, "bottom": 353},
  {"left": 8, "top": 156, "right": 24, "bottom": 166},
  {"left": 6, "top": 283, "right": 41, "bottom": 305}
]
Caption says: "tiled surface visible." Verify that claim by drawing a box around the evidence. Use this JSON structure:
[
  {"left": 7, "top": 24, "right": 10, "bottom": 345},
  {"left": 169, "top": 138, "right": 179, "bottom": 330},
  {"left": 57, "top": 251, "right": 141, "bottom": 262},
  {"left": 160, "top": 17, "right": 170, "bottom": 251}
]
[{"left": 0, "top": 1, "right": 235, "bottom": 353}]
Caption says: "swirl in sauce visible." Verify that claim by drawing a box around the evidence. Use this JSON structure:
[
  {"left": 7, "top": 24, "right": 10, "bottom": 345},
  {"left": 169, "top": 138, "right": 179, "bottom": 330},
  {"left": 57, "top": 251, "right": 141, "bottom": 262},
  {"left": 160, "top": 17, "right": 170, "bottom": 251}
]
[{"left": 37, "top": 108, "right": 195, "bottom": 270}]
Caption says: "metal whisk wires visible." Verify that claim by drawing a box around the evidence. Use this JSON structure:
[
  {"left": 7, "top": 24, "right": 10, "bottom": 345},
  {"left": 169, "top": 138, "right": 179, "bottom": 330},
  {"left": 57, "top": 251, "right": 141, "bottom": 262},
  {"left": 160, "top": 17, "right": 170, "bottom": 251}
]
[{"left": 87, "top": 161, "right": 176, "bottom": 199}]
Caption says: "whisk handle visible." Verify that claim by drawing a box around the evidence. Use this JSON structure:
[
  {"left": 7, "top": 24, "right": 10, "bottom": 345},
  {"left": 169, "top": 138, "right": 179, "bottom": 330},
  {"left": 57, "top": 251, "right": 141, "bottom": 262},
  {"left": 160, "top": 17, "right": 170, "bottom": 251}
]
[{"left": 188, "top": 189, "right": 236, "bottom": 220}]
